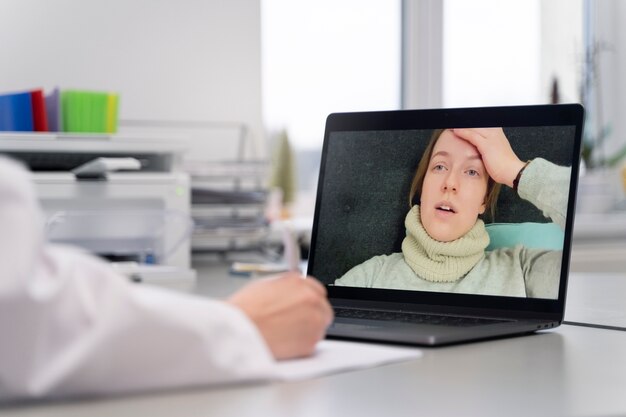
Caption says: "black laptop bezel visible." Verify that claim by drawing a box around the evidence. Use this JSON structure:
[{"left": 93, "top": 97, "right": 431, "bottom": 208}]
[{"left": 307, "top": 104, "right": 584, "bottom": 319}]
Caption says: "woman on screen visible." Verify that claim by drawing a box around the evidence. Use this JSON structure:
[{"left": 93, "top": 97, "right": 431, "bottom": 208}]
[{"left": 334, "top": 128, "right": 570, "bottom": 299}]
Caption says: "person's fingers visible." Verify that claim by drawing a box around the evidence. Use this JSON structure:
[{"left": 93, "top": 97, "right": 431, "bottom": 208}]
[
  {"left": 275, "top": 272, "right": 328, "bottom": 297},
  {"left": 475, "top": 127, "right": 497, "bottom": 136},
  {"left": 464, "top": 127, "right": 493, "bottom": 137},
  {"left": 281, "top": 271, "right": 304, "bottom": 279},
  {"left": 303, "top": 276, "right": 328, "bottom": 296},
  {"left": 454, "top": 127, "right": 503, "bottom": 142},
  {"left": 300, "top": 277, "right": 333, "bottom": 326},
  {"left": 271, "top": 272, "right": 327, "bottom": 298},
  {"left": 320, "top": 297, "right": 334, "bottom": 326},
  {"left": 452, "top": 128, "right": 487, "bottom": 148}
]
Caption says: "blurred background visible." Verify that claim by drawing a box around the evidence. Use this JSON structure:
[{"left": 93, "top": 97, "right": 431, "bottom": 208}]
[{"left": 1, "top": 0, "right": 624, "bottom": 286}]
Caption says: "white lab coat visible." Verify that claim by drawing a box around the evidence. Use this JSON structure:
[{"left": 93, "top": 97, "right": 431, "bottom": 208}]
[{"left": 0, "top": 157, "right": 275, "bottom": 400}]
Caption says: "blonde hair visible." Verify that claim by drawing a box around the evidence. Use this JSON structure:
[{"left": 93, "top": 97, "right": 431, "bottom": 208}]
[{"left": 408, "top": 129, "right": 501, "bottom": 221}]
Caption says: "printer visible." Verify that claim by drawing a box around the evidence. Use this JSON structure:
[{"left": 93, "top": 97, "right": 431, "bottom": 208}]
[{"left": 0, "top": 132, "right": 196, "bottom": 291}]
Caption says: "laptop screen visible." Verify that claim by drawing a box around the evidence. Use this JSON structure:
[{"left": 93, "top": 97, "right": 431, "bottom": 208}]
[{"left": 308, "top": 105, "right": 583, "bottom": 314}]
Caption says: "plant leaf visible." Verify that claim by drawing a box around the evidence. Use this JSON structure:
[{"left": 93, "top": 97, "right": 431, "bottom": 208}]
[{"left": 606, "top": 143, "right": 626, "bottom": 167}]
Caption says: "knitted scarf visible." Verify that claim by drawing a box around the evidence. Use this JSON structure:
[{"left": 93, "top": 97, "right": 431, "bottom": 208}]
[{"left": 401, "top": 205, "right": 489, "bottom": 282}]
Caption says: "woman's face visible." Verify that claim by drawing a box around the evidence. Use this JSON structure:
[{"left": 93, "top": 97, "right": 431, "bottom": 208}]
[{"left": 420, "top": 130, "right": 489, "bottom": 242}]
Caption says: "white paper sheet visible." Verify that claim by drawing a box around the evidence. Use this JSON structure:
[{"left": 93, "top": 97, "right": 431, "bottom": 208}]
[{"left": 273, "top": 340, "right": 423, "bottom": 381}]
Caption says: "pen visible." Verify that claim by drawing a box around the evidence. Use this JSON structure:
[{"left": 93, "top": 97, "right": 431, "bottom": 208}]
[{"left": 282, "top": 221, "right": 301, "bottom": 274}]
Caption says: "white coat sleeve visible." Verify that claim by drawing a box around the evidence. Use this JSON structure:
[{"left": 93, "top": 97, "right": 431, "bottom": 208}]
[{"left": 0, "top": 157, "right": 276, "bottom": 401}]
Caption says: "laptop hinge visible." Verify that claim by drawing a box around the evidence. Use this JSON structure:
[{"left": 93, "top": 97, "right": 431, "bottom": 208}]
[{"left": 330, "top": 298, "right": 560, "bottom": 322}]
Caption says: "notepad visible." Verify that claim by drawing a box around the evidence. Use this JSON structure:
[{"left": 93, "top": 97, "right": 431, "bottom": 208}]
[{"left": 273, "top": 340, "right": 422, "bottom": 381}]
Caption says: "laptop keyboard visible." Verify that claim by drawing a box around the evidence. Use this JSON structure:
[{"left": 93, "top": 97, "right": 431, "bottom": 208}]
[{"left": 334, "top": 308, "right": 509, "bottom": 327}]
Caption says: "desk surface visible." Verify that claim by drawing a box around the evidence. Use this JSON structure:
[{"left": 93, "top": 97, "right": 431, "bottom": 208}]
[
  {"left": 3, "top": 267, "right": 626, "bottom": 417},
  {"left": 3, "top": 325, "right": 625, "bottom": 417}
]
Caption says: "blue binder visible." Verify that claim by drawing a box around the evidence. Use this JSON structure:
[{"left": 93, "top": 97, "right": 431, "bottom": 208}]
[{"left": 0, "top": 92, "right": 34, "bottom": 131}]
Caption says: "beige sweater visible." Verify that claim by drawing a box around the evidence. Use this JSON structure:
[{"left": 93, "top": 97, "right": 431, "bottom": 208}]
[{"left": 334, "top": 158, "right": 570, "bottom": 299}]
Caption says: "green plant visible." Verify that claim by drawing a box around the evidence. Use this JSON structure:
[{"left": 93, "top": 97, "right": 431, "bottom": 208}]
[
  {"left": 578, "top": 34, "right": 626, "bottom": 170},
  {"left": 581, "top": 123, "right": 626, "bottom": 169},
  {"left": 269, "top": 129, "right": 297, "bottom": 205}
]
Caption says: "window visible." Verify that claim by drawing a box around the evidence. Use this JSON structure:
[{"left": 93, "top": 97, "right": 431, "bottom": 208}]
[
  {"left": 442, "top": 0, "right": 543, "bottom": 107},
  {"left": 261, "top": 0, "right": 401, "bottom": 150}
]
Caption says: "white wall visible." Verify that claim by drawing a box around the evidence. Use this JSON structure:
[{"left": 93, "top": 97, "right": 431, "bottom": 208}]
[{"left": 0, "top": 0, "right": 265, "bottom": 158}]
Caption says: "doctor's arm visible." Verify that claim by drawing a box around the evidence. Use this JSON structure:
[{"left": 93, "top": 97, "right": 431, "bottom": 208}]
[{"left": 0, "top": 157, "right": 331, "bottom": 400}]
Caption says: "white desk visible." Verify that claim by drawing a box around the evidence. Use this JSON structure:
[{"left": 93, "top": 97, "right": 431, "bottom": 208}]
[{"left": 2, "top": 269, "right": 625, "bottom": 417}]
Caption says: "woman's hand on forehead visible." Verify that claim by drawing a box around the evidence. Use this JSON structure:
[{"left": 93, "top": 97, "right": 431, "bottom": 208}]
[{"left": 452, "top": 128, "right": 526, "bottom": 188}]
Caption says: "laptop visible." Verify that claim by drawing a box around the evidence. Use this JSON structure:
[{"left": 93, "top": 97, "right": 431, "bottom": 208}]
[{"left": 307, "top": 104, "right": 584, "bottom": 346}]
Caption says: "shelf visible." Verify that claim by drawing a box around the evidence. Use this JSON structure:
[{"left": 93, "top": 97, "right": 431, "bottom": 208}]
[{"left": 0, "top": 132, "right": 189, "bottom": 154}]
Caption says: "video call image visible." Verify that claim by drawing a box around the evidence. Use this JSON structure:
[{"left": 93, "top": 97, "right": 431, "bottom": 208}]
[{"left": 310, "top": 126, "right": 577, "bottom": 300}]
